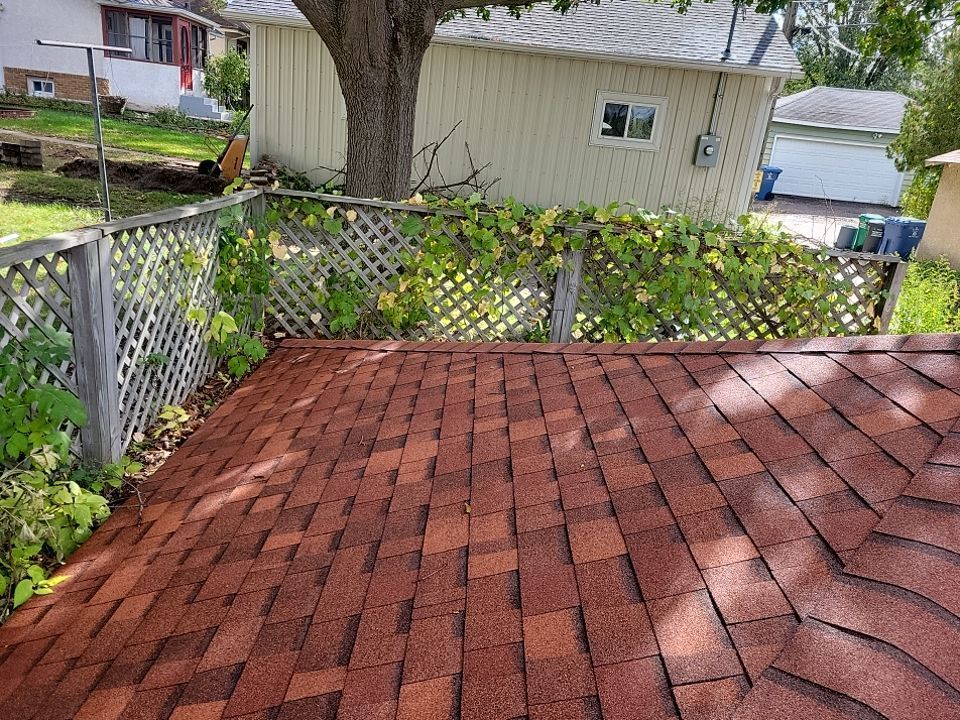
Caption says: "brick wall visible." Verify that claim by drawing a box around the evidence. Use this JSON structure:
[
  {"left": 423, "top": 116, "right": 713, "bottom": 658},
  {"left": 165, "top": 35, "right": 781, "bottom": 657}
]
[{"left": 3, "top": 67, "right": 110, "bottom": 102}]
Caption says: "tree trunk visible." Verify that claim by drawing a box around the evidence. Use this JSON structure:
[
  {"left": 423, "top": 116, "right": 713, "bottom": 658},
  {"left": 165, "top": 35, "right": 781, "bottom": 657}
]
[
  {"left": 339, "top": 53, "right": 425, "bottom": 199},
  {"left": 294, "top": 0, "right": 436, "bottom": 200}
]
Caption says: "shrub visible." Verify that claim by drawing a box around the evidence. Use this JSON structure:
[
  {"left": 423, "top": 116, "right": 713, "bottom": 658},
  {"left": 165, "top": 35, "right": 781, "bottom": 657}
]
[
  {"left": 900, "top": 167, "right": 941, "bottom": 219},
  {"left": 204, "top": 50, "right": 250, "bottom": 110},
  {"left": 889, "top": 258, "right": 960, "bottom": 334},
  {"left": 0, "top": 329, "right": 138, "bottom": 620}
]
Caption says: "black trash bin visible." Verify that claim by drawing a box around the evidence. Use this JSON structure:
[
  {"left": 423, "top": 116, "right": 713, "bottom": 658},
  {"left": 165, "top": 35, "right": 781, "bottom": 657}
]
[
  {"left": 862, "top": 220, "right": 886, "bottom": 253},
  {"left": 755, "top": 166, "right": 783, "bottom": 201}
]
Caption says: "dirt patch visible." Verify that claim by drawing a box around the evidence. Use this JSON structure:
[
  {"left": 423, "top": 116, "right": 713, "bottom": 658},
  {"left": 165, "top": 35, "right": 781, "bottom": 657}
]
[{"left": 58, "top": 157, "right": 227, "bottom": 195}]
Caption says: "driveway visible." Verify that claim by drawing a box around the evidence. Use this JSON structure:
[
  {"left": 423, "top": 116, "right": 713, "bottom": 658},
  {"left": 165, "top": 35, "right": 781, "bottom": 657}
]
[{"left": 752, "top": 195, "right": 898, "bottom": 248}]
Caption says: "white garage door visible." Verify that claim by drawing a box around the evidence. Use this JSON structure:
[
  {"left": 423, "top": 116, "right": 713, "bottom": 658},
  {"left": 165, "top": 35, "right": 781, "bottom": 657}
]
[{"left": 770, "top": 136, "right": 903, "bottom": 205}]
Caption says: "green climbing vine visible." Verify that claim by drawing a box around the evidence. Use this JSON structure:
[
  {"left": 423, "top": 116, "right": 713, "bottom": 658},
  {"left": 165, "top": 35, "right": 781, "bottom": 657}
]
[{"left": 264, "top": 192, "right": 851, "bottom": 342}]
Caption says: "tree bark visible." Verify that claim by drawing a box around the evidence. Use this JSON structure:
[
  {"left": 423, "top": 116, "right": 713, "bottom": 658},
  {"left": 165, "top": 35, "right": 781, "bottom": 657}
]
[{"left": 294, "top": 0, "right": 436, "bottom": 199}]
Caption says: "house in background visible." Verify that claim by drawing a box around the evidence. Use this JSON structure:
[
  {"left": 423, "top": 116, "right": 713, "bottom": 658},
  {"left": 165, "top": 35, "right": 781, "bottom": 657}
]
[
  {"left": 761, "top": 86, "right": 909, "bottom": 206},
  {"left": 223, "top": 0, "right": 801, "bottom": 217},
  {"left": 0, "top": 0, "right": 230, "bottom": 119}
]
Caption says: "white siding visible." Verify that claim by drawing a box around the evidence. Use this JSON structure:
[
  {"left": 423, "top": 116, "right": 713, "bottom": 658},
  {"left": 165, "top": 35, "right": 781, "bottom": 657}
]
[
  {"left": 251, "top": 24, "right": 776, "bottom": 218},
  {"left": 0, "top": 0, "right": 105, "bottom": 80}
]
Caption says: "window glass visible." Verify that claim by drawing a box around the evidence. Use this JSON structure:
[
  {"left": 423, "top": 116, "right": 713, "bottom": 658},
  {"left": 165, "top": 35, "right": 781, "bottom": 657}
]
[
  {"left": 29, "top": 79, "right": 54, "bottom": 98},
  {"left": 129, "top": 16, "right": 148, "bottom": 59},
  {"left": 192, "top": 26, "right": 208, "bottom": 67},
  {"left": 151, "top": 18, "right": 173, "bottom": 63},
  {"left": 601, "top": 103, "right": 629, "bottom": 138},
  {"left": 626, "top": 105, "right": 656, "bottom": 140},
  {"left": 593, "top": 93, "right": 665, "bottom": 149},
  {"left": 106, "top": 10, "right": 127, "bottom": 47}
]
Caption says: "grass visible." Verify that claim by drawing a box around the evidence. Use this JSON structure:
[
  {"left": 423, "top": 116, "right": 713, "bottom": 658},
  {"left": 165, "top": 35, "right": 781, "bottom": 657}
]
[
  {"left": 0, "top": 168, "right": 207, "bottom": 242},
  {"left": 0, "top": 108, "right": 221, "bottom": 162},
  {"left": 889, "top": 258, "right": 960, "bottom": 334}
]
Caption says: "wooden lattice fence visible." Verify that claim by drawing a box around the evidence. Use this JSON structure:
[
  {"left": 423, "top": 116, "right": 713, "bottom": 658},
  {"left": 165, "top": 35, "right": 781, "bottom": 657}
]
[
  {"left": 262, "top": 191, "right": 907, "bottom": 344},
  {"left": 0, "top": 188, "right": 907, "bottom": 462},
  {"left": 0, "top": 191, "right": 259, "bottom": 462}
]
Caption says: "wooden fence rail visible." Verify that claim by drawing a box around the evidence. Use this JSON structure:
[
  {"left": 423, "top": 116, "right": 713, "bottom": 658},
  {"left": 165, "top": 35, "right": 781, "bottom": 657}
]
[{"left": 0, "top": 188, "right": 907, "bottom": 462}]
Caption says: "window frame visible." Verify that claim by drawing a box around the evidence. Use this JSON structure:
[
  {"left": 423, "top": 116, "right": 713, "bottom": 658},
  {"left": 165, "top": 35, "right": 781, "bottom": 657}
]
[
  {"left": 103, "top": 8, "right": 177, "bottom": 65},
  {"left": 28, "top": 78, "right": 55, "bottom": 98},
  {"left": 590, "top": 91, "right": 668, "bottom": 151}
]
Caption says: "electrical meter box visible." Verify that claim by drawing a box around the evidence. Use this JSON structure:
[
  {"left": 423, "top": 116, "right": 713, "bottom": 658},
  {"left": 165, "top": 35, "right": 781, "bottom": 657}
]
[{"left": 695, "top": 134, "right": 721, "bottom": 167}]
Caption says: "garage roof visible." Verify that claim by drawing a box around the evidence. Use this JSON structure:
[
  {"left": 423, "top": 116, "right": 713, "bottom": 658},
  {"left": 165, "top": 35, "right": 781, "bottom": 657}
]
[
  {"left": 223, "top": 0, "right": 802, "bottom": 77},
  {"left": 774, "top": 86, "right": 908, "bottom": 133}
]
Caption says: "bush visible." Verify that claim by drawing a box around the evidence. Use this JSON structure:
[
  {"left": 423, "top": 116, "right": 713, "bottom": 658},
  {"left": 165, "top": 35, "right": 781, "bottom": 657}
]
[
  {"left": 0, "top": 329, "right": 138, "bottom": 620},
  {"left": 889, "top": 258, "right": 960, "bottom": 334},
  {"left": 900, "top": 167, "right": 941, "bottom": 219},
  {"left": 204, "top": 50, "right": 250, "bottom": 110}
]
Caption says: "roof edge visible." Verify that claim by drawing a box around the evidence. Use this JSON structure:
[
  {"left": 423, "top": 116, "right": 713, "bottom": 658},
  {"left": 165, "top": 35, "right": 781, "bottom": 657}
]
[
  {"left": 926, "top": 149, "right": 960, "bottom": 167},
  {"left": 100, "top": 0, "right": 218, "bottom": 28},
  {"left": 224, "top": 7, "right": 802, "bottom": 79},
  {"left": 771, "top": 116, "right": 901, "bottom": 134},
  {"left": 278, "top": 333, "right": 960, "bottom": 356}
]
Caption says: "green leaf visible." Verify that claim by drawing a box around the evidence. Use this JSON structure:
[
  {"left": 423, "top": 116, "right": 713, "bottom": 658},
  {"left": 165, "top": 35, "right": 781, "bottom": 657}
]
[
  {"left": 13, "top": 579, "right": 34, "bottom": 608},
  {"left": 398, "top": 216, "right": 425, "bottom": 237}
]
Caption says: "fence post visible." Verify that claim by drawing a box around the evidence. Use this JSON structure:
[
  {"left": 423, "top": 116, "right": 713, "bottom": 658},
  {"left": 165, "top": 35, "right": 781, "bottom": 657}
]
[
  {"left": 549, "top": 249, "right": 584, "bottom": 343},
  {"left": 67, "top": 231, "right": 121, "bottom": 463},
  {"left": 878, "top": 260, "right": 909, "bottom": 333}
]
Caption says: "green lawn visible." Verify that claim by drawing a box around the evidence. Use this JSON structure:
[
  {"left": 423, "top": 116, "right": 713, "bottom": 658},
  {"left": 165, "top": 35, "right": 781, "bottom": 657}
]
[
  {"left": 0, "top": 108, "right": 221, "bottom": 162},
  {"left": 1, "top": 168, "right": 207, "bottom": 242}
]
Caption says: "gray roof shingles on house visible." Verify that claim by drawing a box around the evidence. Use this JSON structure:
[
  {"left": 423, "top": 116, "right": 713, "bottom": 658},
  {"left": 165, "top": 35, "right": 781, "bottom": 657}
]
[
  {"left": 223, "top": 0, "right": 801, "bottom": 76},
  {"left": 773, "top": 86, "right": 909, "bottom": 133}
]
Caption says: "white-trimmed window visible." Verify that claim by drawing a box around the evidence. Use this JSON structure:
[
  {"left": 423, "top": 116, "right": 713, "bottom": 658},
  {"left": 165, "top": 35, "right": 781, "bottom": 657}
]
[
  {"left": 28, "top": 78, "right": 55, "bottom": 98},
  {"left": 591, "top": 92, "right": 667, "bottom": 150}
]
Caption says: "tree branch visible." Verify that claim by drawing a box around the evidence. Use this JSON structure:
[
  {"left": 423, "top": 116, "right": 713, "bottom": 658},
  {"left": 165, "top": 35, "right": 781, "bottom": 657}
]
[{"left": 441, "top": 0, "right": 534, "bottom": 14}]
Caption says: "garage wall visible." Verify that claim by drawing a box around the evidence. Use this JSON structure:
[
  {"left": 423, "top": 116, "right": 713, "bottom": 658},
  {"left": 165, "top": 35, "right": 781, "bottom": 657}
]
[
  {"left": 250, "top": 23, "right": 778, "bottom": 218},
  {"left": 761, "top": 120, "right": 912, "bottom": 199}
]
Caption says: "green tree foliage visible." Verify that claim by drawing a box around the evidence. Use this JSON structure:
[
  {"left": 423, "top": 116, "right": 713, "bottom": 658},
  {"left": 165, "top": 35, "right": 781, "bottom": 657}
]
[
  {"left": 203, "top": 50, "right": 250, "bottom": 110},
  {"left": 888, "top": 33, "right": 960, "bottom": 216},
  {"left": 786, "top": 0, "right": 913, "bottom": 92},
  {"left": 890, "top": 34, "right": 960, "bottom": 172}
]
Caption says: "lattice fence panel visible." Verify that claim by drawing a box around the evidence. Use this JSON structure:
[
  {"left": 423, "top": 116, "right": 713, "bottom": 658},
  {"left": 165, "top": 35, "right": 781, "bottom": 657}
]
[
  {"left": 0, "top": 254, "right": 75, "bottom": 392},
  {"left": 266, "top": 198, "right": 554, "bottom": 341},
  {"left": 108, "top": 209, "right": 223, "bottom": 451},
  {"left": 572, "top": 246, "right": 899, "bottom": 342}
]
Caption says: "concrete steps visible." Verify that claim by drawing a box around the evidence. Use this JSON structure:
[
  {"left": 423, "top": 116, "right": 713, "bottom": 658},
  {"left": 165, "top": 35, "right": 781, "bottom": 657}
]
[{"left": 178, "top": 94, "right": 233, "bottom": 122}]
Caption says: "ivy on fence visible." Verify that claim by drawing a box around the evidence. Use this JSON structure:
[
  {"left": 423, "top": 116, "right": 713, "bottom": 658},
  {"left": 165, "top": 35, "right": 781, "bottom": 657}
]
[{"left": 263, "top": 192, "right": 868, "bottom": 343}]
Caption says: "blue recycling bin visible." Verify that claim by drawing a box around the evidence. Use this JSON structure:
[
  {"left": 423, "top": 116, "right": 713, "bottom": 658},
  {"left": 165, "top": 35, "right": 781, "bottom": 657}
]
[
  {"left": 880, "top": 217, "right": 927, "bottom": 259},
  {"left": 755, "top": 166, "right": 783, "bottom": 201}
]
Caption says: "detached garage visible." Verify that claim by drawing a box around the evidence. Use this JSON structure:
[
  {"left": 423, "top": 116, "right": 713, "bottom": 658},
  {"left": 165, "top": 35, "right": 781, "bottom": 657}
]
[{"left": 762, "top": 87, "right": 908, "bottom": 206}]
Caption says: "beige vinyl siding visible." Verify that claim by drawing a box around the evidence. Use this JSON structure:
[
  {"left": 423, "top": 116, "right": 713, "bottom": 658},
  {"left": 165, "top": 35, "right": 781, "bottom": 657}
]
[
  {"left": 762, "top": 120, "right": 913, "bottom": 201},
  {"left": 250, "top": 24, "right": 776, "bottom": 218}
]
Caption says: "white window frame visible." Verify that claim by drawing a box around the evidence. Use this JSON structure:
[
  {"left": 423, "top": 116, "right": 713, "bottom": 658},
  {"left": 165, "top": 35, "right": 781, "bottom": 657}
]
[
  {"left": 590, "top": 91, "right": 668, "bottom": 151},
  {"left": 28, "top": 78, "right": 55, "bottom": 98}
]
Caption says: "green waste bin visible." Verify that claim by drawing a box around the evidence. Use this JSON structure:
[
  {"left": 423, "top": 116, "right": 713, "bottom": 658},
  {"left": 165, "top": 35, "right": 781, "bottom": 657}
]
[{"left": 853, "top": 213, "right": 885, "bottom": 251}]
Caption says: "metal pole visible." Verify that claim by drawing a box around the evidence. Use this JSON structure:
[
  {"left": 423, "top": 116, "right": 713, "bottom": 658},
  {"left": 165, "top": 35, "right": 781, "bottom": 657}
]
[
  {"left": 37, "top": 39, "right": 131, "bottom": 222},
  {"left": 86, "top": 47, "right": 111, "bottom": 221}
]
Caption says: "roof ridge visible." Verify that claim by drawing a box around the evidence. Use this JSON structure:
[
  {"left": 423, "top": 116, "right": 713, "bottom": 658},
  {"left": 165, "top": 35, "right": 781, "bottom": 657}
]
[{"left": 731, "top": 413, "right": 960, "bottom": 719}]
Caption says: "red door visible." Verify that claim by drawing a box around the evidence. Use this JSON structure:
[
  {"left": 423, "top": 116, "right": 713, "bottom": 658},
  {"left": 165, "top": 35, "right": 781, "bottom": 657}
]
[{"left": 180, "top": 26, "right": 193, "bottom": 91}]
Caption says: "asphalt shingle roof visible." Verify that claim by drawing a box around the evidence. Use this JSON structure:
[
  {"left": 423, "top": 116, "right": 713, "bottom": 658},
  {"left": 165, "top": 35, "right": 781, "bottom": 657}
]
[
  {"left": 1, "top": 335, "right": 960, "bottom": 719},
  {"left": 773, "top": 86, "right": 909, "bottom": 133},
  {"left": 223, "top": 0, "right": 801, "bottom": 76}
]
